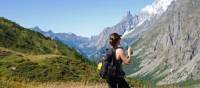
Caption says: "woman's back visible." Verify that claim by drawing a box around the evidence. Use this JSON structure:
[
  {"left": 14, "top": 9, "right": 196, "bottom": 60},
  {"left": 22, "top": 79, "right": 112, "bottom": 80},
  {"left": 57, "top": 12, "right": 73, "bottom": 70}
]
[{"left": 106, "top": 33, "right": 132, "bottom": 88}]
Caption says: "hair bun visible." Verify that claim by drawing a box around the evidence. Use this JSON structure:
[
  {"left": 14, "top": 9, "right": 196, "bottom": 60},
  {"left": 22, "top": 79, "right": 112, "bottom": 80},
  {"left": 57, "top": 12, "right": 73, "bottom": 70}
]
[{"left": 109, "top": 33, "right": 121, "bottom": 48}]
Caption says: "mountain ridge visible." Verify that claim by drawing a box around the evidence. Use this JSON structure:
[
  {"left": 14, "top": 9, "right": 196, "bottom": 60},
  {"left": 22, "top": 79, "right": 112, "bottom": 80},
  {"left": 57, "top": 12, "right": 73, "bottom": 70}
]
[
  {"left": 32, "top": 0, "right": 175, "bottom": 61},
  {"left": 126, "top": 0, "right": 200, "bottom": 85}
]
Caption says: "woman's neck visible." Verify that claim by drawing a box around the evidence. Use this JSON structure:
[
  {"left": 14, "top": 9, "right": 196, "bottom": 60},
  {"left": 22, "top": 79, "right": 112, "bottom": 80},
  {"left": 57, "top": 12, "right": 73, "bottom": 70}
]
[{"left": 111, "top": 46, "right": 118, "bottom": 49}]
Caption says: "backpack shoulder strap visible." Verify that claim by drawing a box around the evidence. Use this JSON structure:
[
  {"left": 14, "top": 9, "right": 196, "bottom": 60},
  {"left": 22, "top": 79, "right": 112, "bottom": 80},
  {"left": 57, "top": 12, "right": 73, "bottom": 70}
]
[
  {"left": 105, "top": 47, "right": 121, "bottom": 64},
  {"left": 110, "top": 48, "right": 117, "bottom": 65},
  {"left": 116, "top": 47, "right": 123, "bottom": 50},
  {"left": 105, "top": 48, "right": 113, "bottom": 63}
]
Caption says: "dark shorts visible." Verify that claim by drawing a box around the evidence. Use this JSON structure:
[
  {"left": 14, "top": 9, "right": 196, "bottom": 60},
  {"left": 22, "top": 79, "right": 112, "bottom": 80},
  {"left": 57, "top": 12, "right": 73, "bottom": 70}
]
[{"left": 106, "top": 77, "right": 130, "bottom": 88}]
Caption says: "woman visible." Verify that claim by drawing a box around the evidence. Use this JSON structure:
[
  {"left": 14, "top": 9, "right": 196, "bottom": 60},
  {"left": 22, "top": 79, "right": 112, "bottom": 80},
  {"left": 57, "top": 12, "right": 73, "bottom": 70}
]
[{"left": 107, "top": 33, "right": 132, "bottom": 88}]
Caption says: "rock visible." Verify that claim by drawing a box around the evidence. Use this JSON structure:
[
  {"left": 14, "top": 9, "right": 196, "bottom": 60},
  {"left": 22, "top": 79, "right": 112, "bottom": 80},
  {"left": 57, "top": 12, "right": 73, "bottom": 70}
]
[{"left": 127, "top": 0, "right": 200, "bottom": 85}]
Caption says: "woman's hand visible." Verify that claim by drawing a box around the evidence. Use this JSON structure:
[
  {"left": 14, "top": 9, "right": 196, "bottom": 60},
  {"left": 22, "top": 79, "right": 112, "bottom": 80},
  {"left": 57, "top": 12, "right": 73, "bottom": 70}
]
[{"left": 128, "top": 47, "right": 133, "bottom": 57}]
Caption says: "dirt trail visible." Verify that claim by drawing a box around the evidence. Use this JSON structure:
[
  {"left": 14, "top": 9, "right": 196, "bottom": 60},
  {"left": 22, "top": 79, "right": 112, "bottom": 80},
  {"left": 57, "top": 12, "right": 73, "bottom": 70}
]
[{"left": 34, "top": 82, "right": 107, "bottom": 88}]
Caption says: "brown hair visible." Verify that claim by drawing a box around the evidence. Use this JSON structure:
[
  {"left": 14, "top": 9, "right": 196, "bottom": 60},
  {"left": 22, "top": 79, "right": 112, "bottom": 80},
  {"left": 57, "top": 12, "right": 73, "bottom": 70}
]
[{"left": 109, "top": 33, "right": 121, "bottom": 48}]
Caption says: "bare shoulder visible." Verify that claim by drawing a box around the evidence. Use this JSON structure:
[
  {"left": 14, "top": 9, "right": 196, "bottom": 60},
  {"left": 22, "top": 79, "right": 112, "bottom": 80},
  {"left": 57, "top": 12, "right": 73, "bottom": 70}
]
[{"left": 116, "top": 48, "right": 124, "bottom": 54}]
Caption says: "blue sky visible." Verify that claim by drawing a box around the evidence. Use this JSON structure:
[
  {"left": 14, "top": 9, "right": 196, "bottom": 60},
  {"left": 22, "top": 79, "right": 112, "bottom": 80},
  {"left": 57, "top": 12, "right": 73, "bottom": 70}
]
[{"left": 0, "top": 0, "right": 154, "bottom": 37}]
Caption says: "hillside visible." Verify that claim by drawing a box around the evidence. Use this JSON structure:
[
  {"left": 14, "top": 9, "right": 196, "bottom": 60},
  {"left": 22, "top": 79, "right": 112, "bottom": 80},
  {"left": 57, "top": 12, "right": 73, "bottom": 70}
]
[
  {"left": 0, "top": 17, "right": 98, "bottom": 84},
  {"left": 0, "top": 17, "right": 72, "bottom": 55},
  {"left": 127, "top": 0, "right": 200, "bottom": 86}
]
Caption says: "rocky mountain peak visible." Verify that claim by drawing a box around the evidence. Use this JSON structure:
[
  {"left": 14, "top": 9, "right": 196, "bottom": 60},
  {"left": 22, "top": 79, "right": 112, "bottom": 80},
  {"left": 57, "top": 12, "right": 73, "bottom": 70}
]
[
  {"left": 47, "top": 30, "right": 53, "bottom": 34},
  {"left": 123, "top": 11, "right": 133, "bottom": 19},
  {"left": 32, "top": 26, "right": 43, "bottom": 32}
]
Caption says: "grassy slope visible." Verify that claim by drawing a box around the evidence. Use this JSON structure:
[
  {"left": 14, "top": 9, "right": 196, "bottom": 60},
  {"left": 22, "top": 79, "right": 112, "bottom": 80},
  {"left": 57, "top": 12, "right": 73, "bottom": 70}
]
[
  {"left": 0, "top": 17, "right": 101, "bottom": 87},
  {"left": 0, "top": 47, "right": 98, "bottom": 82}
]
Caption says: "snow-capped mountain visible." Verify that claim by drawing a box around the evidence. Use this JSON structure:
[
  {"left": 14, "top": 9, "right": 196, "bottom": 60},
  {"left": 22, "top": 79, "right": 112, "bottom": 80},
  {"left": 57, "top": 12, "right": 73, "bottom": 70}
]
[
  {"left": 122, "top": 0, "right": 175, "bottom": 45},
  {"left": 125, "top": 0, "right": 200, "bottom": 85},
  {"left": 32, "top": 0, "right": 175, "bottom": 61},
  {"left": 138, "top": 0, "right": 175, "bottom": 25},
  {"left": 32, "top": 11, "right": 136, "bottom": 61},
  {"left": 92, "top": 11, "right": 138, "bottom": 50}
]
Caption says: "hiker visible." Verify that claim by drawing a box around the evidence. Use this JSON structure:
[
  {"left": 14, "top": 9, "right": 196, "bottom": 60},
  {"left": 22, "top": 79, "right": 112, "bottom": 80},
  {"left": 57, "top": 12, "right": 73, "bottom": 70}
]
[{"left": 99, "top": 33, "right": 133, "bottom": 88}]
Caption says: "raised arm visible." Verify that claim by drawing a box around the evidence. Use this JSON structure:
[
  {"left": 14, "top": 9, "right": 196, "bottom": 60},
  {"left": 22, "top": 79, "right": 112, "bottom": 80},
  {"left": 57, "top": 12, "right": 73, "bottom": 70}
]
[{"left": 116, "top": 47, "right": 132, "bottom": 64}]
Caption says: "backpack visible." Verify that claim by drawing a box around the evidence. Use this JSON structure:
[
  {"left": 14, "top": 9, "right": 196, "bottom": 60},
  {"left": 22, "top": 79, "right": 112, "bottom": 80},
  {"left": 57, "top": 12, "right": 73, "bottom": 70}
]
[{"left": 98, "top": 48, "right": 120, "bottom": 79}]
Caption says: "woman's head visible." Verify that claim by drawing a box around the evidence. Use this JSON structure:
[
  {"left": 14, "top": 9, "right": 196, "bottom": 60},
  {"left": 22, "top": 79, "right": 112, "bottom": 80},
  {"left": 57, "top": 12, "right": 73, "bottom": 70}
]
[{"left": 109, "top": 33, "right": 121, "bottom": 48}]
